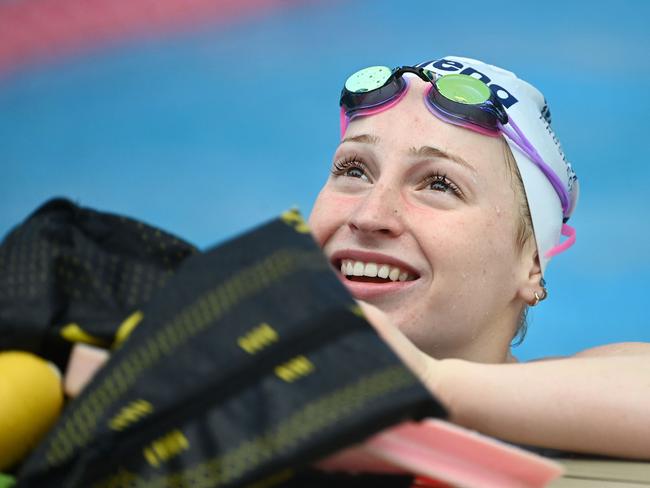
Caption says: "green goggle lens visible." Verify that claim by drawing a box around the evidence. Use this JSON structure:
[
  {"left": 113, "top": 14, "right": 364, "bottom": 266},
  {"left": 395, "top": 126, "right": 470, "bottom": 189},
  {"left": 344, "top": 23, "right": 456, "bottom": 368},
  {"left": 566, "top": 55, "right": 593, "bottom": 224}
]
[
  {"left": 435, "top": 74, "right": 492, "bottom": 105},
  {"left": 344, "top": 66, "right": 393, "bottom": 93}
]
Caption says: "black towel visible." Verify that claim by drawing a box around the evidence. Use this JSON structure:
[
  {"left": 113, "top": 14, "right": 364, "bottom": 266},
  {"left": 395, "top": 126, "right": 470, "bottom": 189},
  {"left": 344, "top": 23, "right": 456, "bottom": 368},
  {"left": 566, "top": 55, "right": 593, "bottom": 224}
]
[{"left": 8, "top": 203, "right": 446, "bottom": 487}]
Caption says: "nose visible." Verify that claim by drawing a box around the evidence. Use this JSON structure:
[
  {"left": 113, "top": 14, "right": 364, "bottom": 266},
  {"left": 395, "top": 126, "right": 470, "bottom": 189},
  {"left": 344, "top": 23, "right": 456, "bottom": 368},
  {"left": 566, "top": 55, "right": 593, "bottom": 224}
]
[{"left": 348, "top": 182, "right": 406, "bottom": 238}]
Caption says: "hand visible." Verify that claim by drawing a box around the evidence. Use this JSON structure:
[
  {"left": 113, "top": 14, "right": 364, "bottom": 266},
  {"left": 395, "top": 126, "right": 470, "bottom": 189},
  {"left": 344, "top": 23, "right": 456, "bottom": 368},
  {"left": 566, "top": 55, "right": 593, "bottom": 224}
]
[
  {"left": 64, "top": 343, "right": 110, "bottom": 397},
  {"left": 356, "top": 301, "right": 440, "bottom": 394}
]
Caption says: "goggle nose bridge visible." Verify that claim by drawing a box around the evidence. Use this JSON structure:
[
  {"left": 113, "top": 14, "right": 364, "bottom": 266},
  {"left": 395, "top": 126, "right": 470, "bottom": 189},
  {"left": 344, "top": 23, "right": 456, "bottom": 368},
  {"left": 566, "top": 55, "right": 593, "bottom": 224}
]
[{"left": 389, "top": 66, "right": 437, "bottom": 84}]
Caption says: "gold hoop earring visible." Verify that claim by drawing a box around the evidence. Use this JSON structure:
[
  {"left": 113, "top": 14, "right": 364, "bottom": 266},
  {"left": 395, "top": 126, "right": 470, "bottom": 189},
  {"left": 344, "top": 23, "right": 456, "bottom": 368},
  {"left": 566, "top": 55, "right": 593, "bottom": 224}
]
[
  {"left": 532, "top": 291, "right": 541, "bottom": 307},
  {"left": 540, "top": 287, "right": 548, "bottom": 301},
  {"left": 531, "top": 287, "right": 548, "bottom": 307}
]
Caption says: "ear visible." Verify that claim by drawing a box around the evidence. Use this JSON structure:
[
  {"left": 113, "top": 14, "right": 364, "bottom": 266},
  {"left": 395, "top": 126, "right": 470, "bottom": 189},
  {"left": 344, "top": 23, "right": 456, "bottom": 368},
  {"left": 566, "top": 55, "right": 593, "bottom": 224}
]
[{"left": 516, "top": 243, "right": 543, "bottom": 306}]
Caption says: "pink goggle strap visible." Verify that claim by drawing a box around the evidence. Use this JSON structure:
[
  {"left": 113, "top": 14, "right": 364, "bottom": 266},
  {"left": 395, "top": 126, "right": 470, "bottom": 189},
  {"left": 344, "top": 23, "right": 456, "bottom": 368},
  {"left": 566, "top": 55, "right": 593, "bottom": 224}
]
[
  {"left": 544, "top": 223, "right": 576, "bottom": 259},
  {"left": 339, "top": 80, "right": 411, "bottom": 139},
  {"left": 340, "top": 107, "right": 348, "bottom": 139}
]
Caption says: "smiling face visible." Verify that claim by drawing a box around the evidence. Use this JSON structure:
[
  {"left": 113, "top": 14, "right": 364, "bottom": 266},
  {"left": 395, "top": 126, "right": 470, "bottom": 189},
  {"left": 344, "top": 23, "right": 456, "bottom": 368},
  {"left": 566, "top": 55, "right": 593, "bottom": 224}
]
[{"left": 309, "top": 77, "right": 541, "bottom": 363}]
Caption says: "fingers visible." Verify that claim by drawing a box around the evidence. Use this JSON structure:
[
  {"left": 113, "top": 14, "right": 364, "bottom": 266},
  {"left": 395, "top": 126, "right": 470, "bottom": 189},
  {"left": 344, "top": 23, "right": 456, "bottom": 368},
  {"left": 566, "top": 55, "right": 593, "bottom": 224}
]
[
  {"left": 64, "top": 343, "right": 110, "bottom": 398},
  {"left": 356, "top": 301, "right": 436, "bottom": 388}
]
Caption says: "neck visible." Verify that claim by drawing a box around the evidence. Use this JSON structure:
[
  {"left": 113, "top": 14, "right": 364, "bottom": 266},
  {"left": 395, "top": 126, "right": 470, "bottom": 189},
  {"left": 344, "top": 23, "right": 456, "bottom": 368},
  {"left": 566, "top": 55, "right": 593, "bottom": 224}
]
[{"left": 425, "top": 307, "right": 522, "bottom": 364}]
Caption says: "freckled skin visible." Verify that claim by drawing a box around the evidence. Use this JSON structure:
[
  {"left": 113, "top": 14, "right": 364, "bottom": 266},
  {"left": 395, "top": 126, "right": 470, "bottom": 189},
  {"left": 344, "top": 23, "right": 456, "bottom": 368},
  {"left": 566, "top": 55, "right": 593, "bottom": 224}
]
[{"left": 308, "top": 78, "right": 539, "bottom": 363}]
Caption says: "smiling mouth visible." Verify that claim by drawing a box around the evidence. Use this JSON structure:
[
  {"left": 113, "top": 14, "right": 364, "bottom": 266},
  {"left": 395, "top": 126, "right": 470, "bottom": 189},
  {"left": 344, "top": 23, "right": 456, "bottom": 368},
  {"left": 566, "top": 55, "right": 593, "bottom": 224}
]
[{"left": 338, "top": 259, "right": 418, "bottom": 283}]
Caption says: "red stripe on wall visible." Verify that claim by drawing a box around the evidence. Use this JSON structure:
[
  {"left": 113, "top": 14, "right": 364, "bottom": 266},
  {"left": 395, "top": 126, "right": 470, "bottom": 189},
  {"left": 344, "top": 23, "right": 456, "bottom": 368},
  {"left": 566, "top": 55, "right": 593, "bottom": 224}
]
[{"left": 0, "top": 0, "right": 297, "bottom": 76}]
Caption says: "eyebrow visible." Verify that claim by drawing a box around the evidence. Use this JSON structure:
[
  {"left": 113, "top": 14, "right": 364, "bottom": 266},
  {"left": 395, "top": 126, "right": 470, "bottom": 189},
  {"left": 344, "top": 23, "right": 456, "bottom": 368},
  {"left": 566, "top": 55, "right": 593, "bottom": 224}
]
[
  {"left": 408, "top": 145, "right": 477, "bottom": 174},
  {"left": 340, "top": 133, "right": 476, "bottom": 173},
  {"left": 340, "top": 134, "right": 380, "bottom": 145}
]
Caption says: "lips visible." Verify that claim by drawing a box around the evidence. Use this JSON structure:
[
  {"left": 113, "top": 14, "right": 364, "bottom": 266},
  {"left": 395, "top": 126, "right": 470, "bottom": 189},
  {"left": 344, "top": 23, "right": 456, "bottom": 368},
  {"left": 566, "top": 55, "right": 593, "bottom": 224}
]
[{"left": 329, "top": 250, "right": 420, "bottom": 300}]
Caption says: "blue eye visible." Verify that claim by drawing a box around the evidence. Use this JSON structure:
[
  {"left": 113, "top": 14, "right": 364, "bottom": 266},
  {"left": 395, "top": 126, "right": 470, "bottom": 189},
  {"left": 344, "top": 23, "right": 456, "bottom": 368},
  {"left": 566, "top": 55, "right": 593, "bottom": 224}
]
[
  {"left": 331, "top": 156, "right": 370, "bottom": 181},
  {"left": 345, "top": 167, "right": 365, "bottom": 178},
  {"left": 423, "top": 173, "right": 463, "bottom": 197},
  {"left": 429, "top": 178, "right": 450, "bottom": 192}
]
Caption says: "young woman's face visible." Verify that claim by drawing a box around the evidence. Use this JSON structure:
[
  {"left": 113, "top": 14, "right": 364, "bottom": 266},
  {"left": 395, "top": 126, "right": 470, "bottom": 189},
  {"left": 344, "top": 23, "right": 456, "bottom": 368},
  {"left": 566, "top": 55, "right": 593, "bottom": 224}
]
[{"left": 309, "top": 77, "right": 537, "bottom": 362}]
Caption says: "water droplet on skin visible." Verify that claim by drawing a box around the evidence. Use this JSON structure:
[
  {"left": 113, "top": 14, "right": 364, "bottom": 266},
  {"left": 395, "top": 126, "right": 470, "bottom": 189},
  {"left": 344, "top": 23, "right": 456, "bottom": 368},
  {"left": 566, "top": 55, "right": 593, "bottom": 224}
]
[{"left": 495, "top": 206, "right": 501, "bottom": 216}]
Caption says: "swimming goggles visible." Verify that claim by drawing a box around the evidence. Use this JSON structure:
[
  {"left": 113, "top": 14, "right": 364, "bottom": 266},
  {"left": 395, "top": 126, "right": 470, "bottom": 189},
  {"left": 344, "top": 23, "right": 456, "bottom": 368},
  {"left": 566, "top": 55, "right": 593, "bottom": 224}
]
[{"left": 339, "top": 65, "right": 572, "bottom": 220}]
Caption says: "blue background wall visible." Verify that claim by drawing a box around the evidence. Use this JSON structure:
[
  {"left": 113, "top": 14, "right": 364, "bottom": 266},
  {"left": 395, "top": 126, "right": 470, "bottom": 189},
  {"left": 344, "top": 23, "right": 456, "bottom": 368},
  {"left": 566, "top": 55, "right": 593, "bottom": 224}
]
[{"left": 2, "top": 0, "right": 649, "bottom": 360}]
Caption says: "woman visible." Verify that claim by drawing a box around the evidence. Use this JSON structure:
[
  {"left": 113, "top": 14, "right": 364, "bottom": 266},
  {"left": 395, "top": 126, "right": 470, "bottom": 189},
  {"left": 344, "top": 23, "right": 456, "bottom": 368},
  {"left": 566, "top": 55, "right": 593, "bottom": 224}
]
[{"left": 308, "top": 56, "right": 650, "bottom": 459}]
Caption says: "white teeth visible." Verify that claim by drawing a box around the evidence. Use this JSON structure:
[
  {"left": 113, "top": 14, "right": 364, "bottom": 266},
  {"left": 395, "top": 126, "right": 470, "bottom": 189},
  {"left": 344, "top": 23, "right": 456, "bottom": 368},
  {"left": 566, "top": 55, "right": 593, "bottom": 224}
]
[
  {"left": 388, "top": 267, "right": 400, "bottom": 282},
  {"left": 340, "top": 259, "right": 415, "bottom": 282},
  {"left": 364, "top": 262, "right": 378, "bottom": 277}
]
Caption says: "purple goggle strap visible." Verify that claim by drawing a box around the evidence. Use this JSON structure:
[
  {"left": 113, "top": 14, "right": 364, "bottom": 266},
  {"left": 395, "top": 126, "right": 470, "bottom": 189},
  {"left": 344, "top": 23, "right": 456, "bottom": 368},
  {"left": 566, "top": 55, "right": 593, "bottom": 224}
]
[
  {"left": 497, "top": 117, "right": 570, "bottom": 217},
  {"left": 497, "top": 117, "right": 576, "bottom": 258}
]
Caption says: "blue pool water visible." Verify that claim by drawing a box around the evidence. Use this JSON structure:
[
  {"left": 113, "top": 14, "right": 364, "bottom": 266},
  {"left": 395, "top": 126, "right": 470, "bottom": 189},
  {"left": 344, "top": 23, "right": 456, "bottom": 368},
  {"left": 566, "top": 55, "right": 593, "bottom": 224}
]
[{"left": 2, "top": 0, "right": 649, "bottom": 360}]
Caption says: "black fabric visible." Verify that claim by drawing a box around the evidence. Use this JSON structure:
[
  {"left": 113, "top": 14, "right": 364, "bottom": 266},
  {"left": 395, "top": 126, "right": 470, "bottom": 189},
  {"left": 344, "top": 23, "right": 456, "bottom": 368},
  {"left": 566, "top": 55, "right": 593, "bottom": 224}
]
[
  {"left": 16, "top": 209, "right": 447, "bottom": 487},
  {"left": 0, "top": 198, "right": 198, "bottom": 369}
]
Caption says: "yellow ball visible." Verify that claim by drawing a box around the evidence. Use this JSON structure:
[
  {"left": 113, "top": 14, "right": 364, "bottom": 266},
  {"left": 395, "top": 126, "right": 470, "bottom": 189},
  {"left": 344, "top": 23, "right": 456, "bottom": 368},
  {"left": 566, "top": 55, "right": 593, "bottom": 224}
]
[{"left": 0, "top": 351, "right": 63, "bottom": 471}]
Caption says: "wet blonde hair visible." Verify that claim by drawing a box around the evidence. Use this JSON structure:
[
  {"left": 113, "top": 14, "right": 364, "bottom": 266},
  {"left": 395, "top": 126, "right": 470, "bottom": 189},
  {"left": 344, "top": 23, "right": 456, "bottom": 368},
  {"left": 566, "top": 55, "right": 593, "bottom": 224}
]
[
  {"left": 502, "top": 139, "right": 535, "bottom": 345},
  {"left": 502, "top": 139, "right": 534, "bottom": 251}
]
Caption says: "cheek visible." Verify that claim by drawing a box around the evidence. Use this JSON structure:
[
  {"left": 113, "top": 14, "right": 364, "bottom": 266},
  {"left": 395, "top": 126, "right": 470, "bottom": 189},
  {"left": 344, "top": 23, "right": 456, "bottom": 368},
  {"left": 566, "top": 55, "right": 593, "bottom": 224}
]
[
  {"left": 405, "top": 202, "right": 516, "bottom": 274},
  {"left": 466, "top": 211, "right": 517, "bottom": 266},
  {"left": 480, "top": 196, "right": 521, "bottom": 257},
  {"left": 308, "top": 187, "right": 353, "bottom": 247},
  {"left": 453, "top": 210, "right": 520, "bottom": 293}
]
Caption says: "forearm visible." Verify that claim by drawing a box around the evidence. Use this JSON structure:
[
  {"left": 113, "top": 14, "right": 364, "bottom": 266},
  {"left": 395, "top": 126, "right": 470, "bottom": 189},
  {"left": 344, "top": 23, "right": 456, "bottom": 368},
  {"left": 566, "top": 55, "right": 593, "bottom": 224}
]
[{"left": 434, "top": 355, "right": 650, "bottom": 459}]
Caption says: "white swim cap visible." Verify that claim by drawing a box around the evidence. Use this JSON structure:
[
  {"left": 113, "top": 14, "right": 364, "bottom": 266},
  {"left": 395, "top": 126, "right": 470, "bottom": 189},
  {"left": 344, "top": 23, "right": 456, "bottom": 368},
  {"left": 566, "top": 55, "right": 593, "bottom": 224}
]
[{"left": 419, "top": 56, "right": 578, "bottom": 274}]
